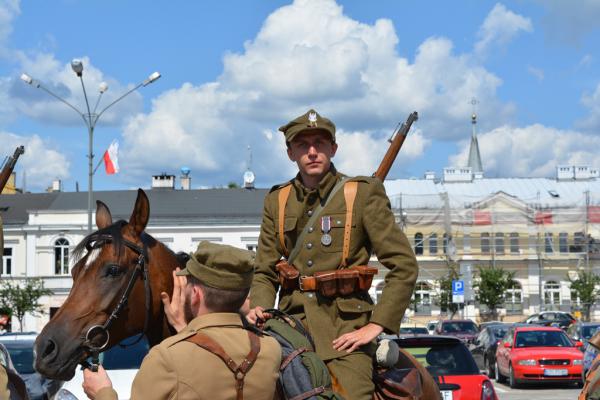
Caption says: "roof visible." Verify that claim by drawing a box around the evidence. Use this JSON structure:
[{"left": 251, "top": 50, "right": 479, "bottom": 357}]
[
  {"left": 512, "top": 326, "right": 563, "bottom": 332},
  {"left": 0, "top": 188, "right": 269, "bottom": 226}
]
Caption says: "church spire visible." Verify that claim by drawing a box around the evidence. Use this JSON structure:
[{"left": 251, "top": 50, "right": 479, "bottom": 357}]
[{"left": 467, "top": 98, "right": 483, "bottom": 176}]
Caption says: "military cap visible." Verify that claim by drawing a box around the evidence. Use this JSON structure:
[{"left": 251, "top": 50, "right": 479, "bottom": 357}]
[
  {"left": 279, "top": 109, "right": 336, "bottom": 143},
  {"left": 177, "top": 241, "right": 255, "bottom": 290}
]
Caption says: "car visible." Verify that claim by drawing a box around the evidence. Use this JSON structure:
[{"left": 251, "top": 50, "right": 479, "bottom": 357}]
[
  {"left": 389, "top": 334, "right": 498, "bottom": 400},
  {"left": 469, "top": 323, "right": 511, "bottom": 376},
  {"left": 0, "top": 332, "right": 61, "bottom": 400},
  {"left": 56, "top": 335, "right": 150, "bottom": 400},
  {"left": 520, "top": 311, "right": 577, "bottom": 330},
  {"left": 494, "top": 325, "right": 584, "bottom": 388},
  {"left": 426, "top": 320, "right": 439, "bottom": 335},
  {"left": 566, "top": 321, "right": 600, "bottom": 350},
  {"left": 399, "top": 326, "right": 429, "bottom": 335},
  {"left": 434, "top": 319, "right": 479, "bottom": 343},
  {"left": 582, "top": 343, "right": 598, "bottom": 382}
]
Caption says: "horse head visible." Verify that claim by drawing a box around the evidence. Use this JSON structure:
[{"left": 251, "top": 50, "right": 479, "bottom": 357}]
[{"left": 35, "top": 189, "right": 184, "bottom": 380}]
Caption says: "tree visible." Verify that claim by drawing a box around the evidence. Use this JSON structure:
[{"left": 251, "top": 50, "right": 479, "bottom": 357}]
[
  {"left": 435, "top": 264, "right": 460, "bottom": 319},
  {"left": 568, "top": 270, "right": 600, "bottom": 321},
  {"left": 474, "top": 265, "right": 515, "bottom": 321},
  {"left": 227, "top": 182, "right": 240, "bottom": 189},
  {"left": 0, "top": 278, "right": 53, "bottom": 332}
]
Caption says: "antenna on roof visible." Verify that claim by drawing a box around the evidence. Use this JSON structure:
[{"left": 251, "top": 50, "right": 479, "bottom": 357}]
[{"left": 243, "top": 145, "right": 255, "bottom": 189}]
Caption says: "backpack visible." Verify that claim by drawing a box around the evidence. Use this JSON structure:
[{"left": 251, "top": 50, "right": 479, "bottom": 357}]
[{"left": 262, "top": 309, "right": 343, "bottom": 400}]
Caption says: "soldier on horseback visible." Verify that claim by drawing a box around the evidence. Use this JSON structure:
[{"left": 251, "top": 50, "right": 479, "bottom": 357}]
[{"left": 246, "top": 109, "right": 419, "bottom": 399}]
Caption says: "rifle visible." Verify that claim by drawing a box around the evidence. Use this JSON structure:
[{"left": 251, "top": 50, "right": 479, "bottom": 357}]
[
  {"left": 373, "top": 111, "right": 418, "bottom": 181},
  {"left": 0, "top": 146, "right": 25, "bottom": 194}
]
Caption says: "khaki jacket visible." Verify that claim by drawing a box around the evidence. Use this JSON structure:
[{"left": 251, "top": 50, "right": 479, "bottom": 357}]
[
  {"left": 250, "top": 166, "right": 418, "bottom": 361},
  {"left": 97, "top": 313, "right": 281, "bottom": 400},
  {"left": 0, "top": 364, "right": 9, "bottom": 400}
]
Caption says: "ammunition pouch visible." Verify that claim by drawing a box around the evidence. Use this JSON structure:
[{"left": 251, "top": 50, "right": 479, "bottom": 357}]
[{"left": 276, "top": 260, "right": 300, "bottom": 290}]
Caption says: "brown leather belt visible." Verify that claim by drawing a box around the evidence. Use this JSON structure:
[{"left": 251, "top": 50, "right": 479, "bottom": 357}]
[{"left": 299, "top": 275, "right": 318, "bottom": 291}]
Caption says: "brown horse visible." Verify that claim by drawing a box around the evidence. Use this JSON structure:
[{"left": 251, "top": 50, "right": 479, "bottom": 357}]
[
  {"left": 34, "top": 189, "right": 184, "bottom": 381},
  {"left": 34, "top": 189, "right": 440, "bottom": 399}
]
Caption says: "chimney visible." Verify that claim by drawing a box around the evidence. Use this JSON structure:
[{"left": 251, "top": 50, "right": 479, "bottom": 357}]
[
  {"left": 46, "top": 179, "right": 62, "bottom": 193},
  {"left": 151, "top": 173, "right": 175, "bottom": 190},
  {"left": 180, "top": 167, "right": 191, "bottom": 190}
]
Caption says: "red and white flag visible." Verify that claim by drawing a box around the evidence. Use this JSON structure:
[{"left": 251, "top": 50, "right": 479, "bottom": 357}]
[{"left": 103, "top": 140, "right": 120, "bottom": 175}]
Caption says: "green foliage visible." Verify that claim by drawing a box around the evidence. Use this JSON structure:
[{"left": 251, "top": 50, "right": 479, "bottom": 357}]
[
  {"left": 0, "top": 278, "right": 53, "bottom": 332},
  {"left": 227, "top": 182, "right": 240, "bottom": 189},
  {"left": 568, "top": 270, "right": 600, "bottom": 321},
  {"left": 474, "top": 265, "right": 515, "bottom": 320},
  {"left": 435, "top": 264, "right": 460, "bottom": 318}
]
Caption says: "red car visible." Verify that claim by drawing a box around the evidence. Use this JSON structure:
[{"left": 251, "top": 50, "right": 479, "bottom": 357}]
[
  {"left": 494, "top": 325, "right": 583, "bottom": 388},
  {"left": 390, "top": 335, "right": 498, "bottom": 400}
]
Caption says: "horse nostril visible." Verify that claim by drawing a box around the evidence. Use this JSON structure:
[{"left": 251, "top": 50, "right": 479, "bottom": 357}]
[{"left": 41, "top": 338, "right": 57, "bottom": 361}]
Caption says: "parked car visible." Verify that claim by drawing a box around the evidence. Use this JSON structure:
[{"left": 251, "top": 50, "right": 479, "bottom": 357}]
[
  {"left": 390, "top": 334, "right": 498, "bottom": 400},
  {"left": 399, "top": 326, "right": 429, "bottom": 335},
  {"left": 0, "top": 332, "right": 61, "bottom": 400},
  {"left": 566, "top": 321, "right": 600, "bottom": 350},
  {"left": 435, "top": 320, "right": 479, "bottom": 343},
  {"left": 520, "top": 311, "right": 577, "bottom": 330},
  {"left": 56, "top": 335, "right": 150, "bottom": 400},
  {"left": 426, "top": 320, "right": 439, "bottom": 335},
  {"left": 469, "top": 323, "right": 511, "bottom": 376},
  {"left": 494, "top": 325, "right": 583, "bottom": 388}
]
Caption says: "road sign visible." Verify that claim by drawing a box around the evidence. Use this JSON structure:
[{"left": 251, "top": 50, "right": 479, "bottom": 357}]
[{"left": 452, "top": 280, "right": 464, "bottom": 304}]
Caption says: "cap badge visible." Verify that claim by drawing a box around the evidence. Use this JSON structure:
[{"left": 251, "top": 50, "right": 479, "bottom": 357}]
[{"left": 308, "top": 111, "right": 318, "bottom": 127}]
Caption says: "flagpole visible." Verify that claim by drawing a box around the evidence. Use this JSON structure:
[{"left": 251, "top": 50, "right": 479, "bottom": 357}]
[{"left": 93, "top": 157, "right": 104, "bottom": 175}]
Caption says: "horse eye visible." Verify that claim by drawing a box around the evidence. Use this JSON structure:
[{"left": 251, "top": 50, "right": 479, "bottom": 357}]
[{"left": 105, "top": 264, "right": 123, "bottom": 278}]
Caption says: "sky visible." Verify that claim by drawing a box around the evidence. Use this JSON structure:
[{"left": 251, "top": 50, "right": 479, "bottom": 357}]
[{"left": 1, "top": 0, "right": 600, "bottom": 192}]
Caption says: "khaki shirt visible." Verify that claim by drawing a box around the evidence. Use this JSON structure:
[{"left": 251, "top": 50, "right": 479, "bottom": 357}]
[
  {"left": 97, "top": 313, "right": 281, "bottom": 400},
  {"left": 250, "top": 165, "right": 418, "bottom": 360}
]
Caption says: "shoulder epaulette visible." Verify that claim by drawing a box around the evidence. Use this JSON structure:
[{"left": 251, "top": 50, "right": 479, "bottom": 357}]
[
  {"left": 165, "top": 329, "right": 197, "bottom": 348},
  {"left": 269, "top": 180, "right": 293, "bottom": 193}
]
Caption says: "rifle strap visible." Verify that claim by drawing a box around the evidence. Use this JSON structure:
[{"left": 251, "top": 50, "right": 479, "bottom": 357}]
[
  {"left": 340, "top": 181, "right": 358, "bottom": 267},
  {"left": 186, "top": 330, "right": 261, "bottom": 400},
  {"left": 278, "top": 185, "right": 292, "bottom": 257}
]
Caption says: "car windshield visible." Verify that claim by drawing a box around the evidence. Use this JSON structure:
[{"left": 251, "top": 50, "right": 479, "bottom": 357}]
[
  {"left": 442, "top": 321, "right": 478, "bottom": 333},
  {"left": 583, "top": 325, "right": 600, "bottom": 340},
  {"left": 490, "top": 326, "right": 509, "bottom": 340},
  {"left": 0, "top": 342, "right": 35, "bottom": 375},
  {"left": 400, "top": 327, "right": 428, "bottom": 334},
  {"left": 401, "top": 341, "right": 479, "bottom": 376},
  {"left": 98, "top": 337, "right": 149, "bottom": 370},
  {"left": 515, "top": 330, "right": 574, "bottom": 348}
]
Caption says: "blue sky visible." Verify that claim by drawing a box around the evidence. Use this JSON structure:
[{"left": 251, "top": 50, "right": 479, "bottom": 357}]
[{"left": 1, "top": 0, "right": 600, "bottom": 192}]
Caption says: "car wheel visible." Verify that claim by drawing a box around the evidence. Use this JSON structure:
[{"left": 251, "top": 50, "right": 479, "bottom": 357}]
[
  {"left": 495, "top": 361, "right": 506, "bottom": 383},
  {"left": 509, "top": 363, "right": 518, "bottom": 389}
]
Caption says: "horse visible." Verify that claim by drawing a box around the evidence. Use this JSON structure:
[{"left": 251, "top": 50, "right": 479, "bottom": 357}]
[{"left": 34, "top": 189, "right": 440, "bottom": 399}]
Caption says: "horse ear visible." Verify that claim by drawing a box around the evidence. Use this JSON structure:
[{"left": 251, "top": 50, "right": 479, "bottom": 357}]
[
  {"left": 96, "top": 200, "right": 113, "bottom": 229},
  {"left": 129, "top": 189, "right": 150, "bottom": 235}
]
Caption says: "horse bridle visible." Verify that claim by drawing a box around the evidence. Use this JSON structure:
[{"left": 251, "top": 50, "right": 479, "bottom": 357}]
[{"left": 81, "top": 237, "right": 152, "bottom": 370}]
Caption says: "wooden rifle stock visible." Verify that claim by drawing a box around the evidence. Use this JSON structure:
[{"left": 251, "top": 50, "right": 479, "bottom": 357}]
[
  {"left": 0, "top": 146, "right": 25, "bottom": 194},
  {"left": 373, "top": 111, "right": 418, "bottom": 181}
]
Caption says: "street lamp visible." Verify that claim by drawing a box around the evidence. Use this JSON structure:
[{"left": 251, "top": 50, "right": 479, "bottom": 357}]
[{"left": 21, "top": 61, "right": 161, "bottom": 232}]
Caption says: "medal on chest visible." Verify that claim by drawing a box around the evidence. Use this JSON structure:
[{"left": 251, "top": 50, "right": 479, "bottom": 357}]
[{"left": 321, "top": 216, "right": 332, "bottom": 246}]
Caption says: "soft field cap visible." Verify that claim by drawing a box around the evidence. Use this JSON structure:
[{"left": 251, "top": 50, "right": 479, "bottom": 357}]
[{"left": 279, "top": 109, "right": 336, "bottom": 143}]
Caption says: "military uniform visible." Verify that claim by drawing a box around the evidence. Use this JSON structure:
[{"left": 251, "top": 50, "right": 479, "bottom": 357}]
[
  {"left": 0, "top": 364, "right": 9, "bottom": 400},
  {"left": 93, "top": 242, "right": 282, "bottom": 400},
  {"left": 250, "top": 110, "right": 419, "bottom": 400}
]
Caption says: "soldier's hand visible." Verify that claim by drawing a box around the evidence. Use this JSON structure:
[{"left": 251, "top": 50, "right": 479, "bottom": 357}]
[
  {"left": 161, "top": 268, "right": 187, "bottom": 333},
  {"left": 82, "top": 365, "right": 112, "bottom": 399},
  {"left": 246, "top": 306, "right": 272, "bottom": 327},
  {"left": 332, "top": 323, "right": 384, "bottom": 353}
]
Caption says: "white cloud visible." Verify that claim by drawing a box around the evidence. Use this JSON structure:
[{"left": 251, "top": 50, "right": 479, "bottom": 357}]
[
  {"left": 527, "top": 65, "right": 544, "bottom": 81},
  {"left": 0, "top": 0, "right": 19, "bottom": 54},
  {"left": 0, "top": 131, "right": 70, "bottom": 190},
  {"left": 449, "top": 124, "right": 600, "bottom": 178},
  {"left": 475, "top": 3, "right": 533, "bottom": 56},
  {"left": 577, "top": 82, "right": 600, "bottom": 132}
]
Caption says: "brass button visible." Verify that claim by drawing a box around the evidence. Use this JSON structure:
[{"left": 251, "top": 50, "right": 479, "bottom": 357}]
[
  {"left": 306, "top": 243, "right": 313, "bottom": 249},
  {"left": 307, "top": 260, "right": 314, "bottom": 267},
  {"left": 307, "top": 210, "right": 313, "bottom": 216},
  {"left": 306, "top": 293, "right": 314, "bottom": 298},
  {"left": 308, "top": 227, "right": 314, "bottom": 233}
]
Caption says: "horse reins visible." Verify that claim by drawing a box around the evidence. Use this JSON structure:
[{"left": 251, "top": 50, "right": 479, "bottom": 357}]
[{"left": 81, "top": 237, "right": 152, "bottom": 371}]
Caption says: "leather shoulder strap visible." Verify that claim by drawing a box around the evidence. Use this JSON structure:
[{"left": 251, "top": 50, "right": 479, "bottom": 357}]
[
  {"left": 340, "top": 181, "right": 358, "bottom": 267},
  {"left": 186, "top": 330, "right": 261, "bottom": 400},
  {"left": 278, "top": 185, "right": 292, "bottom": 257}
]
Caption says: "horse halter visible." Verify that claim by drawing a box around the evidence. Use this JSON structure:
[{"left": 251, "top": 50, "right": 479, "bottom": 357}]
[{"left": 81, "top": 237, "right": 152, "bottom": 369}]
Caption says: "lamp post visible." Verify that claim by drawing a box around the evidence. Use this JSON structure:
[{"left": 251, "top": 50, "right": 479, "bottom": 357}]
[{"left": 21, "top": 61, "right": 161, "bottom": 232}]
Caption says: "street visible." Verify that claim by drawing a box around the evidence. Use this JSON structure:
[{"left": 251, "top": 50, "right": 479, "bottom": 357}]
[{"left": 493, "top": 381, "right": 581, "bottom": 400}]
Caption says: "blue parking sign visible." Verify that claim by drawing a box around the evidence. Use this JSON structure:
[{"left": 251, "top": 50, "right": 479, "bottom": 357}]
[{"left": 452, "top": 280, "right": 464, "bottom": 295}]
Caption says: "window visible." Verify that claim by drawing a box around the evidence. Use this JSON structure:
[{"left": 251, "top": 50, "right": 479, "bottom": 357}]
[
  {"left": 2, "top": 248, "right": 12, "bottom": 276},
  {"left": 510, "top": 233, "right": 519, "bottom": 254},
  {"left": 412, "top": 282, "right": 432, "bottom": 315},
  {"left": 559, "top": 232, "right": 568, "bottom": 253},
  {"left": 54, "top": 238, "right": 70, "bottom": 275},
  {"left": 504, "top": 281, "right": 523, "bottom": 314},
  {"left": 246, "top": 244, "right": 257, "bottom": 252},
  {"left": 572, "top": 232, "right": 585, "bottom": 253},
  {"left": 544, "top": 233, "right": 554, "bottom": 253},
  {"left": 429, "top": 234, "right": 438, "bottom": 255},
  {"left": 544, "top": 281, "right": 561, "bottom": 309},
  {"left": 481, "top": 233, "right": 490, "bottom": 254},
  {"left": 443, "top": 233, "right": 449, "bottom": 255},
  {"left": 495, "top": 233, "right": 505, "bottom": 255},
  {"left": 414, "top": 233, "right": 424, "bottom": 255}
]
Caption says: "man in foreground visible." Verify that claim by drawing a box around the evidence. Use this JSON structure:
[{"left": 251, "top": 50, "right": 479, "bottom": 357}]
[
  {"left": 82, "top": 241, "right": 282, "bottom": 400},
  {"left": 247, "top": 109, "right": 418, "bottom": 399}
]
